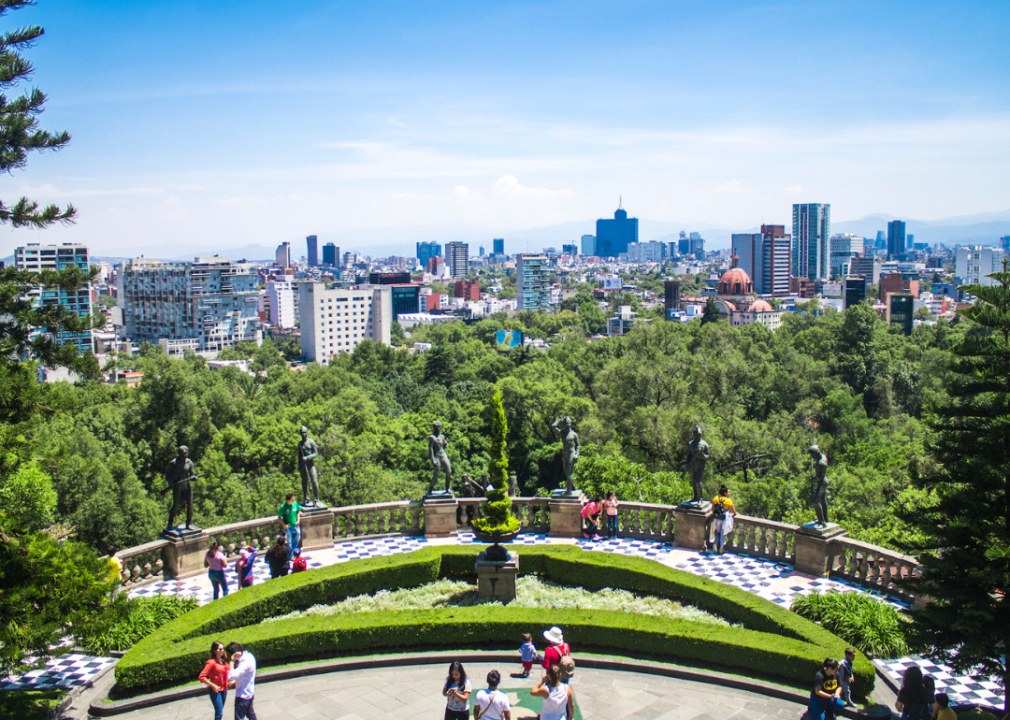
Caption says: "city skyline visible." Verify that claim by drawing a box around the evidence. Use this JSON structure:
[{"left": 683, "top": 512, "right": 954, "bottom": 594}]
[{"left": 0, "top": 0, "right": 1007, "bottom": 256}]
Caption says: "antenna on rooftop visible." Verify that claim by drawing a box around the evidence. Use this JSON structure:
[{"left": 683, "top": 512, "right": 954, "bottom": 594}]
[{"left": 619, "top": 195, "right": 622, "bottom": 210}]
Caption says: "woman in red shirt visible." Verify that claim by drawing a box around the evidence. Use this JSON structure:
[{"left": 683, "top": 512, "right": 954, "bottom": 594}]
[{"left": 198, "top": 641, "right": 230, "bottom": 720}]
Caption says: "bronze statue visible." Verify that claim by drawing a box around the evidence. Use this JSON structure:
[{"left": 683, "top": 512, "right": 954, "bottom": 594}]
[
  {"left": 551, "top": 416, "right": 580, "bottom": 493},
  {"left": 427, "top": 420, "right": 452, "bottom": 494},
  {"left": 681, "top": 426, "right": 710, "bottom": 503},
  {"left": 808, "top": 444, "right": 829, "bottom": 526},
  {"left": 298, "top": 426, "right": 321, "bottom": 506},
  {"left": 165, "top": 445, "right": 197, "bottom": 530}
]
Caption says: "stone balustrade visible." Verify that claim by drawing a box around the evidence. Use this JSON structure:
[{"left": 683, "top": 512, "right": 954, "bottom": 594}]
[{"left": 116, "top": 496, "right": 922, "bottom": 603}]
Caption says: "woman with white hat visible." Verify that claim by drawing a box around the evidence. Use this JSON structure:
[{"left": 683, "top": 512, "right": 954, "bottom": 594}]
[{"left": 540, "top": 627, "right": 571, "bottom": 677}]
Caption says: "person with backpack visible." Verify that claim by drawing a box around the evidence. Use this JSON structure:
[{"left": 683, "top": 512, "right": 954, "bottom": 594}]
[
  {"left": 474, "top": 670, "right": 511, "bottom": 720},
  {"left": 265, "top": 535, "right": 289, "bottom": 579},
  {"left": 541, "top": 626, "right": 575, "bottom": 682},
  {"left": 895, "top": 666, "right": 933, "bottom": 720},
  {"left": 236, "top": 545, "right": 256, "bottom": 589},
  {"left": 531, "top": 664, "right": 574, "bottom": 720},
  {"left": 705, "top": 485, "right": 736, "bottom": 554},
  {"left": 291, "top": 548, "right": 307, "bottom": 573}
]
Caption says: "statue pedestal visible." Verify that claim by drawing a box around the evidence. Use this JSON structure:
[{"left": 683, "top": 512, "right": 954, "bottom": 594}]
[
  {"left": 423, "top": 492, "right": 458, "bottom": 538},
  {"left": 300, "top": 504, "right": 333, "bottom": 551},
  {"left": 673, "top": 502, "right": 712, "bottom": 550},
  {"left": 548, "top": 489, "right": 586, "bottom": 538},
  {"left": 159, "top": 526, "right": 208, "bottom": 580},
  {"left": 794, "top": 523, "right": 847, "bottom": 576},
  {"left": 476, "top": 549, "right": 519, "bottom": 602}
]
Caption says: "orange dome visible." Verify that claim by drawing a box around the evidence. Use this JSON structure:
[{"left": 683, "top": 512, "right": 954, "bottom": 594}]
[
  {"left": 718, "top": 267, "right": 752, "bottom": 296},
  {"left": 748, "top": 299, "right": 774, "bottom": 313}
]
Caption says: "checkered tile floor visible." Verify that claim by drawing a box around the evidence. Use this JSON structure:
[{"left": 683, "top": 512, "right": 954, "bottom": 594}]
[
  {"left": 1, "top": 653, "right": 115, "bottom": 691},
  {"left": 0, "top": 532, "right": 997, "bottom": 706},
  {"left": 874, "top": 657, "right": 1004, "bottom": 709}
]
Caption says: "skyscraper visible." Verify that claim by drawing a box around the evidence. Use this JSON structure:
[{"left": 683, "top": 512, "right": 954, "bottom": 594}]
[
  {"left": 792, "top": 203, "right": 831, "bottom": 281},
  {"left": 677, "top": 231, "right": 690, "bottom": 256},
  {"left": 731, "top": 225, "right": 791, "bottom": 296},
  {"left": 595, "top": 204, "right": 638, "bottom": 258},
  {"left": 417, "top": 241, "right": 441, "bottom": 269},
  {"left": 493, "top": 238, "right": 505, "bottom": 255},
  {"left": 14, "top": 243, "right": 94, "bottom": 353},
  {"left": 445, "top": 242, "right": 469, "bottom": 278},
  {"left": 689, "top": 232, "right": 705, "bottom": 259},
  {"left": 275, "top": 242, "right": 291, "bottom": 269},
  {"left": 322, "top": 243, "right": 339, "bottom": 267},
  {"left": 887, "top": 220, "right": 906, "bottom": 259},
  {"left": 581, "top": 234, "right": 596, "bottom": 256},
  {"left": 516, "top": 254, "right": 549, "bottom": 311},
  {"left": 306, "top": 235, "right": 319, "bottom": 267}
]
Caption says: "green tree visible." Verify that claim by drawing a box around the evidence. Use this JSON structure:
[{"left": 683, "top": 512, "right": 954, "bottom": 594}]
[
  {"left": 701, "top": 297, "right": 720, "bottom": 325},
  {"left": 472, "top": 389, "right": 519, "bottom": 535},
  {"left": 900, "top": 263, "right": 1010, "bottom": 712}
]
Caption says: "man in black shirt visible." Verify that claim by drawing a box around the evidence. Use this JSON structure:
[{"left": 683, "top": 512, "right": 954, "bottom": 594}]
[{"left": 809, "top": 658, "right": 845, "bottom": 720}]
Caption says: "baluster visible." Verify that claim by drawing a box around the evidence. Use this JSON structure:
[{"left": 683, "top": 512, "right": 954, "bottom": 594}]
[
  {"left": 366, "top": 509, "right": 376, "bottom": 536},
  {"left": 632, "top": 508, "right": 642, "bottom": 535},
  {"left": 880, "top": 558, "right": 893, "bottom": 589},
  {"left": 868, "top": 552, "right": 882, "bottom": 587}
]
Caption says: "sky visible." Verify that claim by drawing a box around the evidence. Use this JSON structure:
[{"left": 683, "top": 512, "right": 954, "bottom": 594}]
[{"left": 1, "top": 0, "right": 1008, "bottom": 255}]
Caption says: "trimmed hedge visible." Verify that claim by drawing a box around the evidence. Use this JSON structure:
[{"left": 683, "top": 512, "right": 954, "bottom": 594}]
[{"left": 117, "top": 546, "right": 874, "bottom": 696}]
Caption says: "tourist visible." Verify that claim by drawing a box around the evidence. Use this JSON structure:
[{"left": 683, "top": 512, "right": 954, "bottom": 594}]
[
  {"left": 236, "top": 545, "right": 256, "bottom": 589},
  {"left": 603, "top": 490, "right": 619, "bottom": 538},
  {"left": 838, "top": 647, "right": 856, "bottom": 707},
  {"left": 923, "top": 675, "right": 936, "bottom": 718},
  {"left": 540, "top": 626, "right": 573, "bottom": 681},
  {"left": 531, "top": 664, "right": 574, "bottom": 720},
  {"left": 226, "top": 642, "right": 257, "bottom": 720},
  {"left": 706, "top": 485, "right": 737, "bottom": 554},
  {"left": 808, "top": 658, "right": 844, "bottom": 720},
  {"left": 278, "top": 493, "right": 301, "bottom": 556},
  {"left": 474, "top": 670, "right": 511, "bottom": 720},
  {"left": 895, "top": 666, "right": 933, "bottom": 720},
  {"left": 291, "top": 548, "right": 307, "bottom": 573},
  {"left": 519, "top": 633, "right": 538, "bottom": 678},
  {"left": 204, "top": 541, "right": 229, "bottom": 600},
  {"left": 581, "top": 495, "right": 601, "bottom": 539},
  {"left": 198, "top": 641, "right": 230, "bottom": 720},
  {"left": 265, "top": 535, "right": 289, "bottom": 579},
  {"left": 933, "top": 694, "right": 956, "bottom": 720},
  {"left": 442, "top": 661, "right": 471, "bottom": 720}
]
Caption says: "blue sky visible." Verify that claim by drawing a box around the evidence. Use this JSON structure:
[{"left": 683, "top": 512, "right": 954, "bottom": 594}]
[{"left": 2, "top": 0, "right": 1008, "bottom": 254}]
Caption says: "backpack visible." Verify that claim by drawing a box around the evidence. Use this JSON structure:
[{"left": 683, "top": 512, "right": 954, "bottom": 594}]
[
  {"left": 292, "top": 556, "right": 307, "bottom": 573},
  {"left": 712, "top": 500, "right": 726, "bottom": 518},
  {"left": 557, "top": 643, "right": 575, "bottom": 681},
  {"left": 903, "top": 701, "right": 931, "bottom": 720}
]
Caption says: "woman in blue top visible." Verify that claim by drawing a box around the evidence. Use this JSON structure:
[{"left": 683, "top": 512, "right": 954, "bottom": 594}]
[{"left": 443, "top": 661, "right": 472, "bottom": 720}]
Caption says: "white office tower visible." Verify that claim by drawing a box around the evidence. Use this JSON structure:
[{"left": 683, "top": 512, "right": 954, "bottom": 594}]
[
  {"left": 266, "top": 280, "right": 296, "bottom": 328},
  {"left": 299, "top": 282, "right": 392, "bottom": 364},
  {"left": 116, "top": 256, "right": 261, "bottom": 356},
  {"left": 956, "top": 246, "right": 1006, "bottom": 287}
]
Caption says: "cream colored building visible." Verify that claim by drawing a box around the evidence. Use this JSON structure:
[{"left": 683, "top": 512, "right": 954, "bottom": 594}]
[{"left": 298, "top": 282, "right": 392, "bottom": 365}]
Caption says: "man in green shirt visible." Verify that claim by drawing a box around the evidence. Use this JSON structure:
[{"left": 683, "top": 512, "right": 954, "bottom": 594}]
[{"left": 278, "top": 494, "right": 301, "bottom": 558}]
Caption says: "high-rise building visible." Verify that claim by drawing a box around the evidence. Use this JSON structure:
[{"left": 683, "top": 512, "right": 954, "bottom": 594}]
[
  {"left": 887, "top": 293, "right": 914, "bottom": 336},
  {"left": 731, "top": 225, "right": 790, "bottom": 296},
  {"left": 626, "top": 241, "right": 666, "bottom": 263},
  {"left": 829, "top": 234, "right": 865, "bottom": 277},
  {"left": 844, "top": 276, "right": 867, "bottom": 310},
  {"left": 493, "top": 238, "right": 505, "bottom": 255},
  {"left": 677, "top": 231, "right": 690, "bottom": 256},
  {"left": 595, "top": 205, "right": 638, "bottom": 258},
  {"left": 115, "top": 256, "right": 261, "bottom": 356},
  {"left": 266, "top": 280, "right": 296, "bottom": 328},
  {"left": 14, "top": 242, "right": 93, "bottom": 353},
  {"left": 848, "top": 256, "right": 882, "bottom": 285},
  {"left": 581, "top": 234, "right": 596, "bottom": 256},
  {"left": 887, "top": 221, "right": 906, "bottom": 259},
  {"left": 298, "top": 283, "right": 392, "bottom": 364},
  {"left": 875, "top": 231, "right": 887, "bottom": 251},
  {"left": 322, "top": 243, "right": 339, "bottom": 267},
  {"left": 664, "top": 280, "right": 681, "bottom": 315},
  {"left": 275, "top": 242, "right": 292, "bottom": 269},
  {"left": 792, "top": 203, "right": 831, "bottom": 281},
  {"left": 417, "top": 241, "right": 441, "bottom": 269},
  {"left": 562, "top": 243, "right": 579, "bottom": 256},
  {"left": 880, "top": 273, "right": 919, "bottom": 299},
  {"left": 445, "top": 242, "right": 469, "bottom": 278},
  {"left": 454, "top": 279, "right": 481, "bottom": 302},
  {"left": 1001, "top": 235, "right": 1010, "bottom": 253},
  {"left": 306, "top": 235, "right": 319, "bottom": 267},
  {"left": 516, "top": 254, "right": 550, "bottom": 311},
  {"left": 689, "top": 232, "right": 705, "bottom": 260},
  {"left": 956, "top": 246, "right": 1006, "bottom": 287}
]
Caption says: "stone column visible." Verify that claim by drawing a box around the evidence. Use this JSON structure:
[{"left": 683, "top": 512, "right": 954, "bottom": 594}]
[
  {"left": 159, "top": 527, "right": 210, "bottom": 579},
  {"left": 476, "top": 549, "right": 519, "bottom": 602},
  {"left": 300, "top": 505, "right": 333, "bottom": 551},
  {"left": 793, "top": 523, "right": 847, "bottom": 576},
  {"left": 548, "top": 489, "right": 586, "bottom": 538},
  {"left": 423, "top": 493, "right": 459, "bottom": 539},
  {"left": 673, "top": 502, "right": 712, "bottom": 550}
]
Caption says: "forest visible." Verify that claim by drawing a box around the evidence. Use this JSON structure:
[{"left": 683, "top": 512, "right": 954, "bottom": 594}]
[{"left": 6, "top": 302, "right": 972, "bottom": 555}]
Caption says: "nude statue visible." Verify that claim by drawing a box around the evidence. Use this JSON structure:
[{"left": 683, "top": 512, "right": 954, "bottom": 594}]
[{"left": 551, "top": 416, "right": 580, "bottom": 493}]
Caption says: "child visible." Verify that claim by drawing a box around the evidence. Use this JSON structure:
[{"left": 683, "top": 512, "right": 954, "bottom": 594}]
[
  {"left": 581, "top": 496, "right": 602, "bottom": 539},
  {"left": 519, "top": 633, "right": 539, "bottom": 678},
  {"left": 838, "top": 647, "right": 855, "bottom": 707},
  {"left": 291, "top": 548, "right": 308, "bottom": 573},
  {"left": 604, "top": 490, "right": 619, "bottom": 538},
  {"left": 237, "top": 545, "right": 256, "bottom": 589}
]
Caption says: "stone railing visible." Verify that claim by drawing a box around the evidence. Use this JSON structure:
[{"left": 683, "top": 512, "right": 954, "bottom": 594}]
[
  {"left": 115, "top": 496, "right": 923, "bottom": 604},
  {"left": 332, "top": 501, "right": 424, "bottom": 540},
  {"left": 725, "top": 515, "right": 796, "bottom": 563},
  {"left": 827, "top": 536, "right": 920, "bottom": 602}
]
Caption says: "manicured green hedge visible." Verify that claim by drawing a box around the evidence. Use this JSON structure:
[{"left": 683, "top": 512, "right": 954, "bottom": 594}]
[{"left": 117, "top": 545, "right": 874, "bottom": 697}]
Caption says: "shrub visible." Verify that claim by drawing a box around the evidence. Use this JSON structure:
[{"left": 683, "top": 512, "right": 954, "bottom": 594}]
[
  {"left": 472, "top": 389, "right": 519, "bottom": 535},
  {"left": 790, "top": 590, "right": 912, "bottom": 658},
  {"left": 116, "top": 546, "right": 874, "bottom": 697},
  {"left": 80, "top": 596, "right": 198, "bottom": 654}
]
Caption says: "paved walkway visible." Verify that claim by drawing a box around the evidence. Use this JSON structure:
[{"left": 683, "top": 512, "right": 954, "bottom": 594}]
[{"left": 107, "top": 663, "right": 807, "bottom": 720}]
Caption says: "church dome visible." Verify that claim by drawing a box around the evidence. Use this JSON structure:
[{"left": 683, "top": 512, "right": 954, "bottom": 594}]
[
  {"left": 718, "top": 253, "right": 753, "bottom": 296},
  {"left": 748, "top": 299, "right": 774, "bottom": 313}
]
